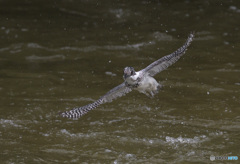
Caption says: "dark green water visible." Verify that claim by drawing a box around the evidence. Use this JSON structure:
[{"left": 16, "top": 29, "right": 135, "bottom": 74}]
[{"left": 0, "top": 0, "right": 239, "bottom": 163}]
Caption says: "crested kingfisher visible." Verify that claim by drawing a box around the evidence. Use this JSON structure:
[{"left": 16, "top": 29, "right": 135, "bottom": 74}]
[{"left": 60, "top": 33, "right": 194, "bottom": 119}]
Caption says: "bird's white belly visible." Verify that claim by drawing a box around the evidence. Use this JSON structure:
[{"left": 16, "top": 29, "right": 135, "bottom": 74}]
[{"left": 136, "top": 76, "right": 159, "bottom": 93}]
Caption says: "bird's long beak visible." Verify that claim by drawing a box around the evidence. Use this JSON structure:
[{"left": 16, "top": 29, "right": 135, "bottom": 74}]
[
  {"left": 124, "top": 68, "right": 131, "bottom": 79},
  {"left": 124, "top": 70, "right": 130, "bottom": 75}
]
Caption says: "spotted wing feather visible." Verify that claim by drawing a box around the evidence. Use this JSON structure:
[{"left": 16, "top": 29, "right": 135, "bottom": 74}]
[
  {"left": 100, "top": 82, "right": 132, "bottom": 103},
  {"left": 60, "top": 82, "right": 132, "bottom": 119},
  {"left": 141, "top": 33, "right": 194, "bottom": 77}
]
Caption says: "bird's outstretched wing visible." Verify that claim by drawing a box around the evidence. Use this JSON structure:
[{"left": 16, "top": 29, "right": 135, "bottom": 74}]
[
  {"left": 60, "top": 82, "right": 132, "bottom": 119},
  {"left": 141, "top": 33, "right": 194, "bottom": 77}
]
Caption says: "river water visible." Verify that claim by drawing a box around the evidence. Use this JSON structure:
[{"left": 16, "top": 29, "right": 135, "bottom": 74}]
[{"left": 0, "top": 0, "right": 239, "bottom": 163}]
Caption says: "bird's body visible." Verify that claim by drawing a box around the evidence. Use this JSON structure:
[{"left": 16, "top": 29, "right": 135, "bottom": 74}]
[
  {"left": 125, "top": 70, "right": 160, "bottom": 97},
  {"left": 136, "top": 75, "right": 161, "bottom": 97},
  {"left": 60, "top": 33, "right": 194, "bottom": 119}
]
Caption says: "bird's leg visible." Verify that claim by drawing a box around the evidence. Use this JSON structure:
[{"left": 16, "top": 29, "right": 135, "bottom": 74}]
[
  {"left": 143, "top": 91, "right": 154, "bottom": 98},
  {"left": 150, "top": 91, "right": 155, "bottom": 98}
]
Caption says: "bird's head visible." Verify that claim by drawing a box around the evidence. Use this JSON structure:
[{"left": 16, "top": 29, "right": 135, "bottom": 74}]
[{"left": 123, "top": 67, "right": 136, "bottom": 79}]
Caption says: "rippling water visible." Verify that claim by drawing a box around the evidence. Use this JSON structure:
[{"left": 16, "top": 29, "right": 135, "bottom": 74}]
[{"left": 0, "top": 0, "right": 239, "bottom": 163}]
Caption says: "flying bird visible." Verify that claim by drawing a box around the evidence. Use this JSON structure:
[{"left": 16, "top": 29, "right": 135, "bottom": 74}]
[{"left": 60, "top": 33, "right": 194, "bottom": 119}]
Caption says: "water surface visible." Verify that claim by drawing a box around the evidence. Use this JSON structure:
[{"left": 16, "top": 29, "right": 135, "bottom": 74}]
[{"left": 0, "top": 0, "right": 239, "bottom": 163}]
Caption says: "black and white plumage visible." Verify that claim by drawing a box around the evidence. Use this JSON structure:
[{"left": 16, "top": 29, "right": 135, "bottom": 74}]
[{"left": 60, "top": 33, "right": 194, "bottom": 119}]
